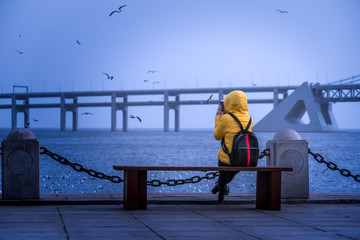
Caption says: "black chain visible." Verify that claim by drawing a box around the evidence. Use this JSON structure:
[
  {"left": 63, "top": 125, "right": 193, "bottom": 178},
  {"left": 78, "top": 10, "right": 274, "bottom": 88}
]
[
  {"left": 40, "top": 147, "right": 222, "bottom": 187},
  {"left": 147, "top": 172, "right": 220, "bottom": 187},
  {"left": 259, "top": 148, "right": 270, "bottom": 159},
  {"left": 0, "top": 146, "right": 269, "bottom": 187},
  {"left": 40, "top": 147, "right": 123, "bottom": 183},
  {"left": 308, "top": 148, "right": 360, "bottom": 182}
]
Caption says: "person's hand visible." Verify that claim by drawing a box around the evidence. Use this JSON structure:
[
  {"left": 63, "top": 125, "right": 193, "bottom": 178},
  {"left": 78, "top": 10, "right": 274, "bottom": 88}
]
[{"left": 216, "top": 107, "right": 223, "bottom": 116}]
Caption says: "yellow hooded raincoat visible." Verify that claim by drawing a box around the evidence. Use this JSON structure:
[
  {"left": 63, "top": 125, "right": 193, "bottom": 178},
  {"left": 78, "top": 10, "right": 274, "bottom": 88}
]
[{"left": 214, "top": 90, "right": 253, "bottom": 165}]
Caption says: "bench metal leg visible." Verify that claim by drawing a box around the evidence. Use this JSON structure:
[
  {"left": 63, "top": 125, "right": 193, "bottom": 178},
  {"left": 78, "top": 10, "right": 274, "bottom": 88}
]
[
  {"left": 123, "top": 170, "right": 147, "bottom": 210},
  {"left": 256, "top": 171, "right": 282, "bottom": 210}
]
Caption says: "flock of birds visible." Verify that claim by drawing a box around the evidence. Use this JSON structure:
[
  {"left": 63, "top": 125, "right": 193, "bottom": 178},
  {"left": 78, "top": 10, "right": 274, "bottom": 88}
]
[{"left": 16, "top": 5, "right": 288, "bottom": 127}]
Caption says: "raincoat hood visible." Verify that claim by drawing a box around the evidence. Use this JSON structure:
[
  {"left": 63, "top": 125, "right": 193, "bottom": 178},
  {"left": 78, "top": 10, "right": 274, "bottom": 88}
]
[{"left": 224, "top": 90, "right": 248, "bottom": 114}]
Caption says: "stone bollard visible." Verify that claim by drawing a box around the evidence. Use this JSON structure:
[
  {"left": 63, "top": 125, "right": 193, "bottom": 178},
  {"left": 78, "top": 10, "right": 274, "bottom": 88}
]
[
  {"left": 1, "top": 128, "right": 40, "bottom": 199},
  {"left": 266, "top": 129, "right": 309, "bottom": 199}
]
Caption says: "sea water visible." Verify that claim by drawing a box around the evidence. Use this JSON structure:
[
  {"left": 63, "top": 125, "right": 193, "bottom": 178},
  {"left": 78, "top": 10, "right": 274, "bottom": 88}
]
[{"left": 0, "top": 129, "right": 359, "bottom": 193}]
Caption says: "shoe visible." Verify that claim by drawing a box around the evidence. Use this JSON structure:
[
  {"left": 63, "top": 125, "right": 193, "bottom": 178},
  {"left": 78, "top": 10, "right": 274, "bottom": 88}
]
[
  {"left": 211, "top": 184, "right": 219, "bottom": 194},
  {"left": 224, "top": 185, "right": 230, "bottom": 196},
  {"left": 218, "top": 190, "right": 225, "bottom": 202}
]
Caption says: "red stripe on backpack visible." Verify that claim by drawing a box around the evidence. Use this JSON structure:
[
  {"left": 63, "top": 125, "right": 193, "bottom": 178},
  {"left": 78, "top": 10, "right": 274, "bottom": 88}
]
[{"left": 246, "top": 135, "right": 250, "bottom": 166}]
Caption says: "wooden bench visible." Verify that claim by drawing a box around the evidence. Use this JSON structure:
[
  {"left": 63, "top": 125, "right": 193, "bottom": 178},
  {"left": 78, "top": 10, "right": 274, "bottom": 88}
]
[{"left": 112, "top": 166, "right": 292, "bottom": 211}]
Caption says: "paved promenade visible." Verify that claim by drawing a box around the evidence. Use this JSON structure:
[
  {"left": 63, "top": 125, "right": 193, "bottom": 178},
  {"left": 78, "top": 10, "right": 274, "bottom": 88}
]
[{"left": 0, "top": 193, "right": 359, "bottom": 240}]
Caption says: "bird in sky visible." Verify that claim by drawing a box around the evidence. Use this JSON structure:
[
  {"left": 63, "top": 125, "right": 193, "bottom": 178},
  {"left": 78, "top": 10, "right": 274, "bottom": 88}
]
[
  {"left": 19, "top": 34, "right": 22, "bottom": 38},
  {"left": 76, "top": 40, "right": 81, "bottom": 46},
  {"left": 32, "top": 118, "right": 39, "bottom": 122},
  {"left": 205, "top": 94, "right": 213, "bottom": 102},
  {"left": 147, "top": 70, "right": 158, "bottom": 73},
  {"left": 277, "top": 9, "right": 288, "bottom": 14},
  {"left": 81, "top": 112, "right": 93, "bottom": 116},
  {"left": 130, "top": 115, "right": 142, "bottom": 122},
  {"left": 152, "top": 81, "right": 161, "bottom": 85},
  {"left": 109, "top": 5, "right": 127, "bottom": 17},
  {"left": 16, "top": 50, "right": 24, "bottom": 54},
  {"left": 201, "top": 94, "right": 213, "bottom": 104},
  {"left": 103, "top": 73, "right": 114, "bottom": 80},
  {"left": 143, "top": 80, "right": 149, "bottom": 82}
]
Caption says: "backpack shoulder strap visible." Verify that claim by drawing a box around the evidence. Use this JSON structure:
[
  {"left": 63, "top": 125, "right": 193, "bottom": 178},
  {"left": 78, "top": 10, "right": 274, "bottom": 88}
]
[
  {"left": 221, "top": 138, "right": 229, "bottom": 154},
  {"left": 227, "top": 112, "right": 244, "bottom": 131},
  {"left": 245, "top": 117, "right": 252, "bottom": 131}
]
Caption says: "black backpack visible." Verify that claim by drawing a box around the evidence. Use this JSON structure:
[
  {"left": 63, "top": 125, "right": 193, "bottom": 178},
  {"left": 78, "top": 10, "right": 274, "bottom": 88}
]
[{"left": 221, "top": 113, "right": 259, "bottom": 167}]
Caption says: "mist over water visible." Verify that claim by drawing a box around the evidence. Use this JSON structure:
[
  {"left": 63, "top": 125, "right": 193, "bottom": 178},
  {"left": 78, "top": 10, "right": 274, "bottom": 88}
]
[{"left": 0, "top": 129, "right": 359, "bottom": 194}]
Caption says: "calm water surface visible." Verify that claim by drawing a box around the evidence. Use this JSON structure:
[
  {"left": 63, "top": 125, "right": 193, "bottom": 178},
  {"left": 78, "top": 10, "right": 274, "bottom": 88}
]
[{"left": 0, "top": 129, "right": 359, "bottom": 193}]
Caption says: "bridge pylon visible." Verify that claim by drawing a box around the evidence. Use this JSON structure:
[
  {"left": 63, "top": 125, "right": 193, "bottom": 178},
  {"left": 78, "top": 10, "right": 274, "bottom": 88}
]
[{"left": 253, "top": 82, "right": 338, "bottom": 132}]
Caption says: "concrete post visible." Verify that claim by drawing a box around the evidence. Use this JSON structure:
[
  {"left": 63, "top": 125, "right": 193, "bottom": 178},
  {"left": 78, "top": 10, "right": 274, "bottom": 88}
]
[
  {"left": 1, "top": 128, "right": 40, "bottom": 199},
  {"left": 163, "top": 91, "right": 169, "bottom": 132},
  {"left": 266, "top": 129, "right": 309, "bottom": 199}
]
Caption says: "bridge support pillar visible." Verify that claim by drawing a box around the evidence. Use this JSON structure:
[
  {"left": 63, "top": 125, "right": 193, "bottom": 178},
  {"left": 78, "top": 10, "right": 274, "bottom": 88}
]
[
  {"left": 60, "top": 95, "right": 78, "bottom": 132},
  {"left": 218, "top": 90, "right": 224, "bottom": 101},
  {"left": 72, "top": 97, "right": 78, "bottom": 132},
  {"left": 163, "top": 91, "right": 169, "bottom": 132},
  {"left": 122, "top": 96, "right": 128, "bottom": 132},
  {"left": 111, "top": 93, "right": 117, "bottom": 132},
  {"left": 23, "top": 99, "right": 30, "bottom": 128},
  {"left": 174, "top": 95, "right": 180, "bottom": 132},
  {"left": 60, "top": 95, "right": 66, "bottom": 131},
  {"left": 273, "top": 88, "right": 279, "bottom": 107},
  {"left": 11, "top": 96, "right": 30, "bottom": 130},
  {"left": 11, "top": 96, "right": 17, "bottom": 131}
]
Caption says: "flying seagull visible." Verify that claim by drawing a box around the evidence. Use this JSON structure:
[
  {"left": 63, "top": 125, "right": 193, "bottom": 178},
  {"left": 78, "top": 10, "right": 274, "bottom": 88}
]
[
  {"left": 147, "top": 70, "right": 158, "bottom": 73},
  {"left": 16, "top": 50, "right": 24, "bottom": 54},
  {"left": 201, "top": 94, "right": 213, "bottom": 104},
  {"left": 143, "top": 80, "right": 149, "bottom": 82},
  {"left": 32, "top": 118, "right": 39, "bottom": 122},
  {"left": 206, "top": 94, "right": 213, "bottom": 102},
  {"left": 81, "top": 112, "right": 93, "bottom": 115},
  {"left": 76, "top": 40, "right": 81, "bottom": 46},
  {"left": 130, "top": 115, "right": 142, "bottom": 122},
  {"left": 103, "top": 73, "right": 114, "bottom": 80},
  {"left": 277, "top": 9, "right": 288, "bottom": 14},
  {"left": 109, "top": 5, "right": 127, "bottom": 16}
]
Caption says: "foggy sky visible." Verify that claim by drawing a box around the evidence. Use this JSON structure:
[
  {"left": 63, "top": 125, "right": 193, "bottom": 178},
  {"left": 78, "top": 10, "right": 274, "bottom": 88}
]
[{"left": 0, "top": 0, "right": 359, "bottom": 130}]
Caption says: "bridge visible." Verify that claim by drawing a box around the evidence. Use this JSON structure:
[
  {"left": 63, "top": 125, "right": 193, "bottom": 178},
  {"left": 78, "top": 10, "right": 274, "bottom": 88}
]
[{"left": 0, "top": 80, "right": 359, "bottom": 132}]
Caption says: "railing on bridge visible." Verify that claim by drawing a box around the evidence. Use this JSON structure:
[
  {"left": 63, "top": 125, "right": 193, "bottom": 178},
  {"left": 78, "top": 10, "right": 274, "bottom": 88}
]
[{"left": 313, "top": 84, "right": 360, "bottom": 103}]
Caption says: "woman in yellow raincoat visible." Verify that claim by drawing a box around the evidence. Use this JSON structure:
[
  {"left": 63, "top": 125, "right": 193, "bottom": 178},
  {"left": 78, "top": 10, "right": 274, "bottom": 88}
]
[{"left": 213, "top": 90, "right": 253, "bottom": 202}]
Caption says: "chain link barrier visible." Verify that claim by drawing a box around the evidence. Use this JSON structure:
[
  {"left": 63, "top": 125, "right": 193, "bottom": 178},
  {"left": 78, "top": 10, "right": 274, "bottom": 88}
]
[
  {"left": 308, "top": 148, "right": 360, "bottom": 182},
  {"left": 40, "top": 147, "right": 270, "bottom": 187},
  {"left": 40, "top": 147, "right": 123, "bottom": 183}
]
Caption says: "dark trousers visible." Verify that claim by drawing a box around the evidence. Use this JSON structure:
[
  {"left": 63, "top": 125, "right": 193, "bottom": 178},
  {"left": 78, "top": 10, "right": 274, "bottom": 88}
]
[{"left": 218, "top": 160, "right": 239, "bottom": 191}]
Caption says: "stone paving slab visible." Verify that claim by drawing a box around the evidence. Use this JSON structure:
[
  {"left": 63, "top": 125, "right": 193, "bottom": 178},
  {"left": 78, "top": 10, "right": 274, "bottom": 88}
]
[
  {"left": 1, "top": 192, "right": 359, "bottom": 205},
  {"left": 1, "top": 203, "right": 360, "bottom": 240}
]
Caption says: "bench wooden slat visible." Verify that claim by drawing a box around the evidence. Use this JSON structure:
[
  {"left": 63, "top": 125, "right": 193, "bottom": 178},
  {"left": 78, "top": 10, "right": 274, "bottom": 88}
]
[{"left": 113, "top": 166, "right": 292, "bottom": 172}]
